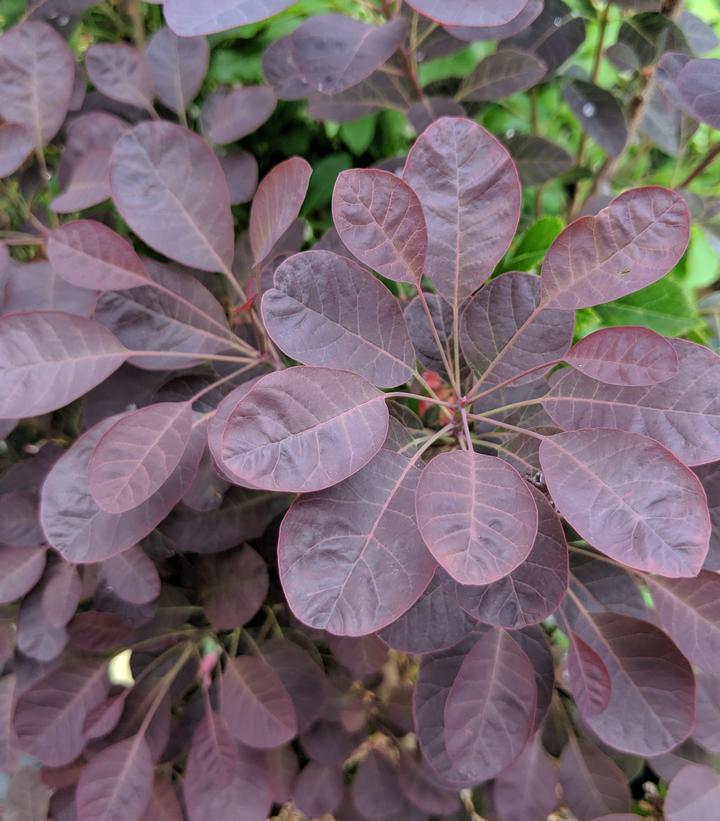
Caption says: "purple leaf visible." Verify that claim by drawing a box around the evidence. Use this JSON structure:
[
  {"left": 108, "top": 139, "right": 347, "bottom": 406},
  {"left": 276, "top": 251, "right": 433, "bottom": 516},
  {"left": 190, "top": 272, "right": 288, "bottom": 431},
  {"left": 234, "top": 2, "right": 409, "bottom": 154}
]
[
  {"left": 262, "top": 35, "right": 314, "bottom": 101},
  {"left": 677, "top": 59, "right": 720, "bottom": 128},
  {"left": 543, "top": 339, "right": 720, "bottom": 466},
  {"left": 694, "top": 673, "right": 720, "bottom": 753},
  {"left": 165, "top": 0, "right": 295, "bottom": 36},
  {"left": 567, "top": 629, "right": 612, "bottom": 717},
  {"left": 100, "top": 546, "right": 161, "bottom": 605},
  {"left": 187, "top": 708, "right": 238, "bottom": 788},
  {"left": 447, "top": 0, "right": 543, "bottom": 42},
  {"left": 110, "top": 122, "right": 235, "bottom": 272},
  {"left": 249, "top": 157, "right": 312, "bottom": 265},
  {"left": 539, "top": 429, "right": 710, "bottom": 577},
  {"left": 563, "top": 80, "right": 628, "bottom": 157},
  {"left": 0, "top": 312, "right": 127, "bottom": 419},
  {"left": 403, "top": 293, "right": 453, "bottom": 374},
  {"left": 695, "top": 461, "right": 720, "bottom": 571},
  {"left": 219, "top": 150, "right": 258, "bottom": 205},
  {"left": 51, "top": 148, "right": 113, "bottom": 213},
  {"left": 14, "top": 658, "right": 109, "bottom": 766},
  {"left": 665, "top": 764, "right": 720, "bottom": 821},
  {"left": 396, "top": 751, "right": 462, "bottom": 815},
  {"left": 0, "top": 123, "right": 33, "bottom": 178},
  {"left": 405, "top": 0, "right": 527, "bottom": 27},
  {"left": 219, "top": 655, "right": 297, "bottom": 748},
  {"left": 5, "top": 767, "right": 51, "bottom": 821},
  {"left": 96, "top": 259, "right": 234, "bottom": 371},
  {"left": 0, "top": 21, "right": 74, "bottom": 147},
  {"left": 41, "top": 413, "right": 204, "bottom": 563},
  {"left": 83, "top": 691, "right": 128, "bottom": 740},
  {"left": 219, "top": 367, "right": 389, "bottom": 493},
  {"left": 88, "top": 401, "right": 192, "bottom": 513},
  {"left": 76, "top": 735, "right": 154, "bottom": 821},
  {"left": 503, "top": 0, "right": 586, "bottom": 74},
  {"left": 415, "top": 450, "right": 538, "bottom": 585},
  {"left": 200, "top": 545, "right": 268, "bottom": 629},
  {"left": 59, "top": 110, "right": 128, "bottom": 187},
  {"left": 278, "top": 448, "right": 436, "bottom": 635},
  {"left": 300, "top": 719, "right": 363, "bottom": 766},
  {"left": 203, "top": 86, "right": 276, "bottom": 145},
  {"left": 16, "top": 588, "right": 67, "bottom": 661},
  {"left": 444, "top": 628, "right": 536, "bottom": 780},
  {"left": 565, "top": 326, "right": 679, "bottom": 385},
  {"left": 0, "top": 546, "right": 46, "bottom": 604},
  {"left": 379, "top": 569, "right": 475, "bottom": 654},
  {"left": 146, "top": 26, "right": 208, "bottom": 117},
  {"left": 351, "top": 750, "right": 406, "bottom": 819},
  {"left": 460, "top": 271, "right": 574, "bottom": 388},
  {"left": 260, "top": 639, "right": 329, "bottom": 734},
  {"left": 559, "top": 737, "right": 632, "bottom": 819},
  {"left": 142, "top": 776, "right": 183, "bottom": 821},
  {"left": 86, "top": 44, "right": 155, "bottom": 113},
  {"left": 262, "top": 250, "right": 415, "bottom": 387},
  {"left": 492, "top": 735, "right": 558, "bottom": 821},
  {"left": 541, "top": 187, "right": 690, "bottom": 309},
  {"left": 569, "top": 553, "right": 648, "bottom": 620},
  {"left": 454, "top": 485, "right": 568, "bottom": 628},
  {"left": 566, "top": 610, "right": 694, "bottom": 755},
  {"left": 645, "top": 572, "right": 720, "bottom": 675},
  {"left": 332, "top": 169, "right": 427, "bottom": 283},
  {"left": 403, "top": 117, "right": 521, "bottom": 305},
  {"left": 506, "top": 134, "right": 574, "bottom": 186},
  {"left": 309, "top": 70, "right": 412, "bottom": 122},
  {"left": 407, "top": 96, "right": 466, "bottom": 134},
  {"left": 290, "top": 15, "right": 408, "bottom": 95},
  {"left": 3, "top": 259, "right": 98, "bottom": 316},
  {"left": 457, "top": 49, "right": 546, "bottom": 101},
  {"left": 47, "top": 220, "right": 149, "bottom": 291},
  {"left": 293, "top": 762, "right": 344, "bottom": 818},
  {"left": 39, "top": 559, "right": 82, "bottom": 628}
]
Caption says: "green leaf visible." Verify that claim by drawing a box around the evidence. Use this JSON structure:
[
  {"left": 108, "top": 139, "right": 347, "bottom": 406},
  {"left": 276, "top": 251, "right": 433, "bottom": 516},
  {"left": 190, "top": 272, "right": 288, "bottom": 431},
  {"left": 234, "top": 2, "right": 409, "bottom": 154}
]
[
  {"left": 209, "top": 49, "right": 263, "bottom": 85},
  {"left": 501, "top": 216, "right": 564, "bottom": 272},
  {"left": 678, "top": 225, "right": 720, "bottom": 292},
  {"left": 302, "top": 153, "right": 352, "bottom": 215},
  {"left": 593, "top": 276, "right": 700, "bottom": 337},
  {"left": 339, "top": 115, "right": 377, "bottom": 156}
]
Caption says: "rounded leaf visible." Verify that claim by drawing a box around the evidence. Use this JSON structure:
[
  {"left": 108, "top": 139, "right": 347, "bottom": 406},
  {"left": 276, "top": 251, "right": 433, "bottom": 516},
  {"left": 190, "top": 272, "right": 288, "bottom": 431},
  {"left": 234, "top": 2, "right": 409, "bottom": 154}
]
[
  {"left": 203, "top": 86, "right": 276, "bottom": 145},
  {"left": 219, "top": 367, "right": 389, "bottom": 493},
  {"left": 100, "top": 546, "right": 161, "bottom": 605},
  {"left": 165, "top": 0, "right": 296, "bottom": 36},
  {"left": 0, "top": 546, "right": 46, "bottom": 604},
  {"left": 416, "top": 450, "right": 538, "bottom": 585},
  {"left": 200, "top": 545, "right": 269, "bottom": 630},
  {"left": 146, "top": 26, "right": 209, "bottom": 116},
  {"left": 559, "top": 738, "right": 631, "bottom": 820},
  {"left": 405, "top": 0, "right": 527, "bottom": 27},
  {"left": 86, "top": 43, "right": 155, "bottom": 112}
]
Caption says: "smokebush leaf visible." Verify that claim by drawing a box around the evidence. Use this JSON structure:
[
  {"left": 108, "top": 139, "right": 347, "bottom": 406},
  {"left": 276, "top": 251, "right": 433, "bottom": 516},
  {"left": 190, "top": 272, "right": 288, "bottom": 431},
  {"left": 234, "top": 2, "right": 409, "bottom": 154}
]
[
  {"left": 219, "top": 150, "right": 258, "bottom": 205},
  {"left": 416, "top": 450, "right": 538, "bottom": 585},
  {"left": 0, "top": 21, "right": 74, "bottom": 148},
  {"left": 39, "top": 559, "right": 82, "bottom": 628},
  {"left": 569, "top": 553, "right": 648, "bottom": 620},
  {"left": 695, "top": 461, "right": 720, "bottom": 571},
  {"left": 76, "top": 735, "right": 154, "bottom": 821},
  {"left": 645, "top": 573, "right": 720, "bottom": 675},
  {"left": 493, "top": 735, "right": 558, "bottom": 821},
  {"left": 143, "top": 776, "right": 183, "bottom": 821},
  {"left": 566, "top": 610, "right": 695, "bottom": 755},
  {"left": 16, "top": 589, "right": 67, "bottom": 661},
  {"left": 262, "top": 250, "right": 415, "bottom": 387},
  {"left": 14, "top": 658, "right": 109, "bottom": 766},
  {"left": 505, "top": 134, "right": 574, "bottom": 186},
  {"left": 200, "top": 545, "right": 269, "bottom": 629},
  {"left": 4, "top": 259, "right": 98, "bottom": 317},
  {"left": 262, "top": 36, "right": 315, "bottom": 101},
  {"left": 444, "top": 628, "right": 537, "bottom": 780},
  {"left": 332, "top": 169, "right": 427, "bottom": 283},
  {"left": 458, "top": 49, "right": 546, "bottom": 101},
  {"left": 677, "top": 59, "right": 720, "bottom": 128},
  {"left": 41, "top": 413, "right": 204, "bottom": 563},
  {"left": 0, "top": 546, "right": 46, "bottom": 604},
  {"left": 101, "top": 546, "right": 161, "bottom": 605},
  {"left": 279, "top": 448, "right": 435, "bottom": 635},
  {"left": 694, "top": 673, "right": 720, "bottom": 753},
  {"left": 352, "top": 750, "right": 406, "bottom": 819},
  {"left": 219, "top": 656, "right": 297, "bottom": 748},
  {"left": 83, "top": 691, "right": 128, "bottom": 740},
  {"left": 188, "top": 708, "right": 238, "bottom": 788},
  {"left": 95, "top": 259, "right": 235, "bottom": 370},
  {"left": 403, "top": 293, "right": 453, "bottom": 374},
  {"left": 454, "top": 485, "right": 568, "bottom": 628},
  {"left": 47, "top": 220, "right": 149, "bottom": 291},
  {"left": 146, "top": 27, "right": 208, "bottom": 117},
  {"left": 88, "top": 401, "right": 192, "bottom": 513},
  {"left": 405, "top": 0, "right": 527, "bottom": 26},
  {"left": 541, "top": 187, "right": 690, "bottom": 309},
  {"left": 249, "top": 157, "right": 312, "bottom": 265},
  {"left": 665, "top": 764, "right": 720, "bottom": 821},
  {"left": 565, "top": 326, "right": 679, "bottom": 385},
  {"left": 0, "top": 312, "right": 127, "bottom": 419},
  {"left": 203, "top": 86, "right": 276, "bottom": 145},
  {"left": 567, "top": 630, "right": 612, "bottom": 717},
  {"left": 0, "top": 123, "right": 33, "bottom": 178},
  {"left": 379, "top": 569, "right": 475, "bottom": 654},
  {"left": 559, "top": 737, "right": 632, "bottom": 819},
  {"left": 290, "top": 15, "right": 408, "bottom": 95},
  {"left": 563, "top": 80, "right": 628, "bottom": 157},
  {"left": 543, "top": 339, "right": 720, "bottom": 465},
  {"left": 403, "top": 117, "right": 521, "bottom": 305},
  {"left": 460, "top": 271, "right": 574, "bottom": 388},
  {"left": 110, "top": 122, "right": 234, "bottom": 272},
  {"left": 447, "top": 0, "right": 543, "bottom": 41},
  {"left": 86, "top": 44, "right": 155, "bottom": 113},
  {"left": 219, "top": 367, "right": 389, "bottom": 493},
  {"left": 407, "top": 96, "right": 466, "bottom": 135},
  {"left": 51, "top": 148, "right": 114, "bottom": 214},
  {"left": 293, "top": 761, "right": 344, "bottom": 818},
  {"left": 539, "top": 429, "right": 710, "bottom": 577},
  {"left": 165, "top": 0, "right": 296, "bottom": 36},
  {"left": 397, "top": 750, "right": 462, "bottom": 814},
  {"left": 5, "top": 767, "right": 51, "bottom": 821},
  {"left": 503, "top": 0, "right": 586, "bottom": 74}
]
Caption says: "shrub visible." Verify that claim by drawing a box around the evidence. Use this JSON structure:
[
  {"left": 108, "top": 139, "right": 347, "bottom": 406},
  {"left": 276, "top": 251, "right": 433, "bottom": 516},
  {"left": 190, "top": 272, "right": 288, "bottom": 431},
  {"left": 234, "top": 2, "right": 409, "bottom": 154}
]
[{"left": 0, "top": 1, "right": 720, "bottom": 819}]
